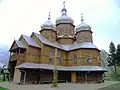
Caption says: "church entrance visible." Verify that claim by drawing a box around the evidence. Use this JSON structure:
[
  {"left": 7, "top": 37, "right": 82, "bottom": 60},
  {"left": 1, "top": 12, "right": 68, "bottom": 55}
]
[{"left": 58, "top": 71, "right": 71, "bottom": 82}]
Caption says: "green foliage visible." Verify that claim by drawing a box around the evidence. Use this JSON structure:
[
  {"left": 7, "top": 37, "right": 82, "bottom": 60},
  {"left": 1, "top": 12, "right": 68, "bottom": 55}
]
[
  {"left": 109, "top": 72, "right": 120, "bottom": 81},
  {"left": 107, "top": 42, "right": 120, "bottom": 74},
  {"left": 51, "top": 68, "right": 59, "bottom": 88},
  {"left": 0, "top": 68, "right": 10, "bottom": 82},
  {"left": 107, "top": 42, "right": 117, "bottom": 73},
  {"left": 104, "top": 66, "right": 120, "bottom": 81},
  {"left": 116, "top": 44, "right": 120, "bottom": 66},
  {"left": 97, "top": 83, "right": 120, "bottom": 90},
  {"left": 0, "top": 87, "right": 9, "bottom": 90},
  {"left": 109, "top": 42, "right": 116, "bottom": 53}
]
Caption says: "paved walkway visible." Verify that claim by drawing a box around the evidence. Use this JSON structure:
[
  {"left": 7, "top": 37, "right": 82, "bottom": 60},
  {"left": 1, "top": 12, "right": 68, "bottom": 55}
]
[{"left": 0, "top": 81, "right": 119, "bottom": 90}]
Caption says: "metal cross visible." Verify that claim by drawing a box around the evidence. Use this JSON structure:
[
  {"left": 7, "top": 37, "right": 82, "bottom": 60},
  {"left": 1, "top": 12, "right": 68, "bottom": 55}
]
[{"left": 63, "top": 1, "right": 65, "bottom": 8}]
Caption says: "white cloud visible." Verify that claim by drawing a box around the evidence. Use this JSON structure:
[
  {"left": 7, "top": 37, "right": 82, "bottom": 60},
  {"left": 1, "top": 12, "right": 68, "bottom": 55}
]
[{"left": 0, "top": 0, "right": 119, "bottom": 51}]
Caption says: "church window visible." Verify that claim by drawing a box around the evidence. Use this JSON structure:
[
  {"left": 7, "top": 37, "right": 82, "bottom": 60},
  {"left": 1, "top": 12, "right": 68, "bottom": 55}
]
[
  {"left": 49, "top": 51, "right": 55, "bottom": 63},
  {"left": 59, "top": 55, "right": 63, "bottom": 64},
  {"left": 58, "top": 52, "right": 63, "bottom": 64},
  {"left": 72, "top": 54, "right": 77, "bottom": 63},
  {"left": 86, "top": 54, "right": 92, "bottom": 65}
]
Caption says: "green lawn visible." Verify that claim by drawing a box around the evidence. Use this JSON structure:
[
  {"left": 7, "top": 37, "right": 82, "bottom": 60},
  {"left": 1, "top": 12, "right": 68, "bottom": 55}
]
[
  {"left": 0, "top": 87, "right": 9, "bottom": 90},
  {"left": 98, "top": 83, "right": 120, "bottom": 90}
]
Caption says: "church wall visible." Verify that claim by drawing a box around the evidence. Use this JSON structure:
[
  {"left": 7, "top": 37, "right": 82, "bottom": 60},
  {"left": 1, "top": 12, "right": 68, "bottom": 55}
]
[
  {"left": 40, "top": 30, "right": 56, "bottom": 42},
  {"left": 15, "top": 36, "right": 29, "bottom": 65},
  {"left": 67, "top": 49, "right": 100, "bottom": 66},
  {"left": 19, "top": 35, "right": 41, "bottom": 64},
  {"left": 56, "top": 24, "right": 75, "bottom": 36},
  {"left": 57, "top": 49, "right": 67, "bottom": 65},
  {"left": 31, "top": 34, "right": 44, "bottom": 63},
  {"left": 25, "top": 46, "right": 40, "bottom": 63},
  {"left": 57, "top": 38, "right": 74, "bottom": 44},
  {"left": 40, "top": 44, "right": 67, "bottom": 65},
  {"left": 40, "top": 44, "right": 53, "bottom": 64},
  {"left": 76, "top": 31, "right": 93, "bottom": 43}
]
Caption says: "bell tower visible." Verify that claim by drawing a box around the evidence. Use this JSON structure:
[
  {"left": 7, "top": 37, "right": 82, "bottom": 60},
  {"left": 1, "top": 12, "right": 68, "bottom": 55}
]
[
  {"left": 56, "top": 1, "right": 75, "bottom": 44},
  {"left": 40, "top": 12, "right": 56, "bottom": 42},
  {"left": 76, "top": 13, "right": 93, "bottom": 43}
]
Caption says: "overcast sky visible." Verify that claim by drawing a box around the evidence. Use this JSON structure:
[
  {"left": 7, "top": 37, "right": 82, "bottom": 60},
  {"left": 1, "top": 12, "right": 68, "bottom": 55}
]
[{"left": 0, "top": 0, "right": 120, "bottom": 52}]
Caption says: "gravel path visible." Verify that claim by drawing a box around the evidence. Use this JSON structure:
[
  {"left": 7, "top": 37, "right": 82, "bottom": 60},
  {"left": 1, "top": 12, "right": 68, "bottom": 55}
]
[{"left": 0, "top": 81, "right": 119, "bottom": 90}]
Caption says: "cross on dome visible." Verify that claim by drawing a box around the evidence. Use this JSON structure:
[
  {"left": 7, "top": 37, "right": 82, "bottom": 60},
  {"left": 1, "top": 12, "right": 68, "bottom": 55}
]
[
  {"left": 63, "top": 1, "right": 65, "bottom": 8},
  {"left": 56, "top": 1, "right": 74, "bottom": 24},
  {"left": 40, "top": 12, "right": 56, "bottom": 31},
  {"left": 81, "top": 13, "right": 84, "bottom": 23},
  {"left": 48, "top": 12, "right": 51, "bottom": 20},
  {"left": 61, "top": 1, "right": 67, "bottom": 16}
]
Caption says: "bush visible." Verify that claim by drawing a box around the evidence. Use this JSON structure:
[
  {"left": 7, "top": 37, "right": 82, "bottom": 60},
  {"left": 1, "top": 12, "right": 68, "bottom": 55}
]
[{"left": 109, "top": 72, "right": 120, "bottom": 81}]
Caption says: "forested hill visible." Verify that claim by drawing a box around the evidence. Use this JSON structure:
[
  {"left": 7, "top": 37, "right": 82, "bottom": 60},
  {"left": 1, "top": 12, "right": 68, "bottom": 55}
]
[{"left": 0, "top": 44, "right": 10, "bottom": 66}]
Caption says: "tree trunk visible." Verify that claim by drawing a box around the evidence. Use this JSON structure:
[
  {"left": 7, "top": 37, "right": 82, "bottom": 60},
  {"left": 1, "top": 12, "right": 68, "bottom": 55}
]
[{"left": 114, "top": 65, "right": 117, "bottom": 74}]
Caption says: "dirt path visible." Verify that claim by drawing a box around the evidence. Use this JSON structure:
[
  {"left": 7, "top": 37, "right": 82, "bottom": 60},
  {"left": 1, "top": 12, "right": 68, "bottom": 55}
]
[{"left": 0, "top": 81, "right": 119, "bottom": 90}]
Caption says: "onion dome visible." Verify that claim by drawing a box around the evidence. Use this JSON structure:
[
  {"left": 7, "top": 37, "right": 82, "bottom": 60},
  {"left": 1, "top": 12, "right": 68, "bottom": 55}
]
[
  {"left": 76, "top": 13, "right": 91, "bottom": 32},
  {"left": 56, "top": 1, "right": 74, "bottom": 25},
  {"left": 41, "top": 12, "right": 56, "bottom": 31}
]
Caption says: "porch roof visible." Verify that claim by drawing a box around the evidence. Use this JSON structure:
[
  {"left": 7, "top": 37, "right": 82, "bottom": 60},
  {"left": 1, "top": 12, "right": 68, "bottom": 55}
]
[{"left": 15, "top": 63, "right": 107, "bottom": 72}]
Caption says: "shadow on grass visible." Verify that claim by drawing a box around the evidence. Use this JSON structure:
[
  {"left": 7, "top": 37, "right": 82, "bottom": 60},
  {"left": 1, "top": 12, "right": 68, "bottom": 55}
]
[
  {"left": 97, "top": 83, "right": 120, "bottom": 90},
  {"left": 0, "top": 87, "right": 9, "bottom": 90}
]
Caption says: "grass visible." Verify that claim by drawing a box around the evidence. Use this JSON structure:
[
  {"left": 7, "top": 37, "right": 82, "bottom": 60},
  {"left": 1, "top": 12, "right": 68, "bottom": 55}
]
[
  {"left": 0, "top": 87, "right": 9, "bottom": 90},
  {"left": 97, "top": 83, "right": 120, "bottom": 90},
  {"left": 0, "top": 80, "right": 8, "bottom": 82}
]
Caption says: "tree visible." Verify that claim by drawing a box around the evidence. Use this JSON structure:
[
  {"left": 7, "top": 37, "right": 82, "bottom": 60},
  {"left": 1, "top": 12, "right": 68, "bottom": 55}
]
[
  {"left": 116, "top": 44, "right": 120, "bottom": 66},
  {"left": 51, "top": 48, "right": 58, "bottom": 88},
  {"left": 51, "top": 68, "right": 58, "bottom": 87},
  {"left": 107, "top": 42, "right": 117, "bottom": 73},
  {"left": 100, "top": 50, "right": 108, "bottom": 68}
]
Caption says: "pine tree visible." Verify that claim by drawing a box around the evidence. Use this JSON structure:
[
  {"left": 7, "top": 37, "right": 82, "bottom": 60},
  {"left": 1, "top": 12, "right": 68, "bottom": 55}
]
[
  {"left": 116, "top": 44, "right": 120, "bottom": 66},
  {"left": 107, "top": 42, "right": 117, "bottom": 73}
]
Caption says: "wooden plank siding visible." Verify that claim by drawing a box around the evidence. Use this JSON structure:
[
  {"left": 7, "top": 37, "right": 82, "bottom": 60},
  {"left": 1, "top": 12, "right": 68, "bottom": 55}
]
[
  {"left": 25, "top": 46, "right": 40, "bottom": 63},
  {"left": 67, "top": 49, "right": 100, "bottom": 66},
  {"left": 40, "top": 44, "right": 68, "bottom": 65}
]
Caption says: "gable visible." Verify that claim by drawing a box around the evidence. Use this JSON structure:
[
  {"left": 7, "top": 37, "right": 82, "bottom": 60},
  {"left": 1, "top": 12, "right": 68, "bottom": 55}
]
[
  {"left": 19, "top": 34, "right": 40, "bottom": 48},
  {"left": 19, "top": 35, "right": 28, "bottom": 48},
  {"left": 31, "top": 32, "right": 43, "bottom": 47},
  {"left": 9, "top": 40, "right": 25, "bottom": 52},
  {"left": 9, "top": 41, "right": 19, "bottom": 52}
]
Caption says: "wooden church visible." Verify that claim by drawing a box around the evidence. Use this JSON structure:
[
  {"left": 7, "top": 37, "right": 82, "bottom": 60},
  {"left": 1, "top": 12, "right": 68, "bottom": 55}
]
[{"left": 9, "top": 2, "right": 107, "bottom": 84}]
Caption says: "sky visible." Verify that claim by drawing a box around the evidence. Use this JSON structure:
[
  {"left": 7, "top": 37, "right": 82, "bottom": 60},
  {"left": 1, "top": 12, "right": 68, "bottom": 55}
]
[{"left": 0, "top": 0, "right": 120, "bottom": 52}]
